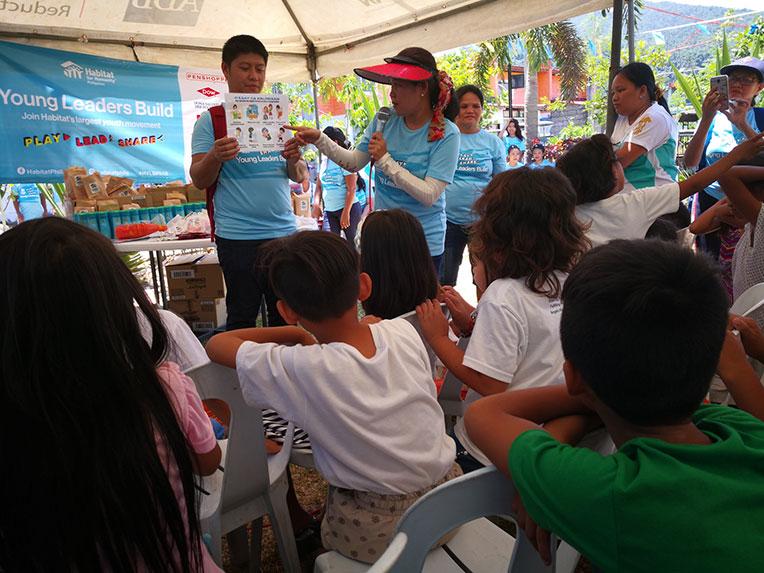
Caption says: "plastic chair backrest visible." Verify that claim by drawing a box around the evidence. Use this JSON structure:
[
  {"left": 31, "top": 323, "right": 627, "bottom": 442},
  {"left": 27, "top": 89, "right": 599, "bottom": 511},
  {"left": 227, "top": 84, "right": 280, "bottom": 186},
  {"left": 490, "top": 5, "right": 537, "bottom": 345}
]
[
  {"left": 438, "top": 336, "right": 470, "bottom": 403},
  {"left": 368, "top": 466, "right": 556, "bottom": 573},
  {"left": 185, "top": 362, "right": 271, "bottom": 514},
  {"left": 730, "top": 282, "right": 764, "bottom": 317},
  {"left": 399, "top": 304, "right": 448, "bottom": 376}
]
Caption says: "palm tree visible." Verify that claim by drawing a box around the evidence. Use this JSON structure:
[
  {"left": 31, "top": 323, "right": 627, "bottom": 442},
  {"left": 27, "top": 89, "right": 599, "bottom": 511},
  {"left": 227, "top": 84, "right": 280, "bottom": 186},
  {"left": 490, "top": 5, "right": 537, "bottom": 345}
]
[{"left": 476, "top": 21, "right": 586, "bottom": 141}]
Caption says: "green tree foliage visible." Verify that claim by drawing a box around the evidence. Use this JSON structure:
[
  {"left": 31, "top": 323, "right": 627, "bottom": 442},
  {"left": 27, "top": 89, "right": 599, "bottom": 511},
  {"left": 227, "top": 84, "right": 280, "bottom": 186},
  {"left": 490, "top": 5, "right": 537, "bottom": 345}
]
[{"left": 585, "top": 41, "right": 670, "bottom": 129}]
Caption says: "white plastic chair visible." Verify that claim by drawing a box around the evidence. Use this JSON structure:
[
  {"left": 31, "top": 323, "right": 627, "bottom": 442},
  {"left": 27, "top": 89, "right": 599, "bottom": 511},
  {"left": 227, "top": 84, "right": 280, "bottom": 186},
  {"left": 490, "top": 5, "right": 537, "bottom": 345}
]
[
  {"left": 185, "top": 362, "right": 301, "bottom": 572},
  {"left": 399, "top": 304, "right": 448, "bottom": 377},
  {"left": 710, "top": 282, "right": 764, "bottom": 405},
  {"left": 437, "top": 336, "right": 470, "bottom": 432},
  {"left": 315, "top": 466, "right": 559, "bottom": 573},
  {"left": 730, "top": 281, "right": 764, "bottom": 317}
]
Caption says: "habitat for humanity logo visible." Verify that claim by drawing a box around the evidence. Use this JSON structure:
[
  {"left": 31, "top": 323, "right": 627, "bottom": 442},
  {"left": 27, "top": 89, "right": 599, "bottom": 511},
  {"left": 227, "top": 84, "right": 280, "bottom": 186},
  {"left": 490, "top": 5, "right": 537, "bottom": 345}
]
[
  {"left": 123, "top": 0, "right": 204, "bottom": 27},
  {"left": 61, "top": 60, "right": 116, "bottom": 86},
  {"left": 197, "top": 87, "right": 219, "bottom": 97}
]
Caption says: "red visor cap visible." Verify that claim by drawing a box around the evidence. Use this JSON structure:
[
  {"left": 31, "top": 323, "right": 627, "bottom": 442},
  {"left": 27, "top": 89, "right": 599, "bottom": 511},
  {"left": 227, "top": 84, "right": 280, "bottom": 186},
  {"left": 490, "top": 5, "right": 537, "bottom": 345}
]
[{"left": 354, "top": 62, "right": 433, "bottom": 84}]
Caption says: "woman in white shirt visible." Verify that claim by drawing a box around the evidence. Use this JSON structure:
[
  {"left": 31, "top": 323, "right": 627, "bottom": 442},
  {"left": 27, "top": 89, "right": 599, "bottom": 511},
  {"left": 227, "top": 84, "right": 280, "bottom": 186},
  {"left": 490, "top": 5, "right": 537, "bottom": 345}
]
[{"left": 610, "top": 62, "right": 686, "bottom": 231}]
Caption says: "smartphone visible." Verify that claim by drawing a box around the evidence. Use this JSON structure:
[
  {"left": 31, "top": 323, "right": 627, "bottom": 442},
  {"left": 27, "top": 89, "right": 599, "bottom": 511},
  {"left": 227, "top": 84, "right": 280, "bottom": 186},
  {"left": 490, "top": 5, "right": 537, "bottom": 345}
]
[{"left": 710, "top": 75, "right": 730, "bottom": 109}]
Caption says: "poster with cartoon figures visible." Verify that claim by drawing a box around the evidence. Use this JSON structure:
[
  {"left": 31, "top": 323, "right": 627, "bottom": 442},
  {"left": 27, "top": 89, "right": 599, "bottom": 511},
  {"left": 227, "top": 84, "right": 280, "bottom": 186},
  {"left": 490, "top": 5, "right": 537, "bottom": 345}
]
[{"left": 225, "top": 93, "right": 290, "bottom": 152}]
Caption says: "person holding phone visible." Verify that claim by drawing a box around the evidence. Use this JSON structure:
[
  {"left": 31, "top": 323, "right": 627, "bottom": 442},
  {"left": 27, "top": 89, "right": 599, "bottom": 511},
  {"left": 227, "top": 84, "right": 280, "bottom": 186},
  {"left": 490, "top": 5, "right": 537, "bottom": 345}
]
[
  {"left": 190, "top": 35, "right": 308, "bottom": 330},
  {"left": 684, "top": 57, "right": 764, "bottom": 257}
]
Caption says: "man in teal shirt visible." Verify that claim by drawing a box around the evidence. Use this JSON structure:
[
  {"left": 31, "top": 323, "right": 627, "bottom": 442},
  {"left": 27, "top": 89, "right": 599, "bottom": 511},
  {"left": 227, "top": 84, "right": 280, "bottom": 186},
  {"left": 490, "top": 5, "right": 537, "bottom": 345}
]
[{"left": 190, "top": 35, "right": 307, "bottom": 329}]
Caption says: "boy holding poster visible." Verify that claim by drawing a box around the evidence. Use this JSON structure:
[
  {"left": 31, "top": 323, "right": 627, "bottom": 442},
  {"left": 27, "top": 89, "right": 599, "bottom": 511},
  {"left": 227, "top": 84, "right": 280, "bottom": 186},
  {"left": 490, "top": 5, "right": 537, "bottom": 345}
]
[{"left": 190, "top": 35, "right": 308, "bottom": 330}]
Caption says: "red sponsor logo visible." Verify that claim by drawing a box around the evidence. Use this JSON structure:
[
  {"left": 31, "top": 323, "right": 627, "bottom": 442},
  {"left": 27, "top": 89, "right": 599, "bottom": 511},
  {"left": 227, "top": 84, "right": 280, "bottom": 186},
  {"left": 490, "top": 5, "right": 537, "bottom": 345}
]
[{"left": 197, "top": 87, "right": 220, "bottom": 97}]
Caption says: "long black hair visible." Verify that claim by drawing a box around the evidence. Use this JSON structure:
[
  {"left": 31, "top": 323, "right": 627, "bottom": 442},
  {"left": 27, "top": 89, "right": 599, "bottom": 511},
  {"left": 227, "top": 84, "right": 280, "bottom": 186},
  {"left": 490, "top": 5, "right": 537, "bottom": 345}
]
[
  {"left": 0, "top": 218, "right": 203, "bottom": 572},
  {"left": 360, "top": 209, "right": 439, "bottom": 319},
  {"left": 504, "top": 118, "right": 524, "bottom": 141},
  {"left": 616, "top": 62, "right": 671, "bottom": 115}
]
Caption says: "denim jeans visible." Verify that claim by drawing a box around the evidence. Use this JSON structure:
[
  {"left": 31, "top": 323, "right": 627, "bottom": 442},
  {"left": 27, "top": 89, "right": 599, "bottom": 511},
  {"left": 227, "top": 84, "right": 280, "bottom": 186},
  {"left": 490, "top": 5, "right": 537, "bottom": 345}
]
[
  {"left": 440, "top": 221, "right": 470, "bottom": 286},
  {"left": 450, "top": 430, "right": 484, "bottom": 474},
  {"left": 325, "top": 202, "right": 363, "bottom": 248},
  {"left": 215, "top": 235, "right": 286, "bottom": 330}
]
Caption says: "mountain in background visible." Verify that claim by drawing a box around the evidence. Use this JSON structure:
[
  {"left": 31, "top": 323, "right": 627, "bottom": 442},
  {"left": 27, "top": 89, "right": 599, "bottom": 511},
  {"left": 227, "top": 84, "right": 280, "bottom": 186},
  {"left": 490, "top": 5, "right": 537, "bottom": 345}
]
[{"left": 573, "top": 1, "right": 752, "bottom": 70}]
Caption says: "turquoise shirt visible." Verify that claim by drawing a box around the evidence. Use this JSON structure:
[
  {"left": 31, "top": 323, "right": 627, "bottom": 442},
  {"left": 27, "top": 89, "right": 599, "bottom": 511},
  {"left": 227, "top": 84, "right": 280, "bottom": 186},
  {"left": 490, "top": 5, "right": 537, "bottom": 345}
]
[
  {"left": 506, "top": 162, "right": 525, "bottom": 170},
  {"left": 191, "top": 111, "right": 296, "bottom": 240},
  {"left": 529, "top": 159, "right": 555, "bottom": 169},
  {"left": 702, "top": 108, "right": 760, "bottom": 201},
  {"left": 445, "top": 130, "right": 507, "bottom": 226},
  {"left": 503, "top": 135, "right": 526, "bottom": 154},
  {"left": 320, "top": 159, "right": 357, "bottom": 212},
  {"left": 13, "top": 184, "right": 44, "bottom": 220},
  {"left": 358, "top": 112, "right": 460, "bottom": 256}
]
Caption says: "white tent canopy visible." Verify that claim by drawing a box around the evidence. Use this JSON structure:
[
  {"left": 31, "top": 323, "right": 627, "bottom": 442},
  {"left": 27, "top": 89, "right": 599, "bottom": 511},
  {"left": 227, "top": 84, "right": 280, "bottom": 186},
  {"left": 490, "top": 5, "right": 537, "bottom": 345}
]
[{"left": 0, "top": 0, "right": 611, "bottom": 81}]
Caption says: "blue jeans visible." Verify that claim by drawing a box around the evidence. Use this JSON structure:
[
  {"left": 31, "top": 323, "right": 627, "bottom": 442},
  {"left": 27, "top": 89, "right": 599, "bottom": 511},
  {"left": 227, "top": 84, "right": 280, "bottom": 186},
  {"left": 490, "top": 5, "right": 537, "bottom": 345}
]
[
  {"left": 450, "top": 431, "right": 484, "bottom": 474},
  {"left": 440, "top": 221, "right": 470, "bottom": 286},
  {"left": 325, "top": 202, "right": 363, "bottom": 248}
]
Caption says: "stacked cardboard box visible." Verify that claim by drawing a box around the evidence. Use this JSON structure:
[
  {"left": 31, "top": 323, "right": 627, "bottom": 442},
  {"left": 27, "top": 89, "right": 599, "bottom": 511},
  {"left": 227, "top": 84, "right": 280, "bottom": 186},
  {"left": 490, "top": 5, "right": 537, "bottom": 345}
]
[{"left": 165, "top": 252, "right": 226, "bottom": 332}]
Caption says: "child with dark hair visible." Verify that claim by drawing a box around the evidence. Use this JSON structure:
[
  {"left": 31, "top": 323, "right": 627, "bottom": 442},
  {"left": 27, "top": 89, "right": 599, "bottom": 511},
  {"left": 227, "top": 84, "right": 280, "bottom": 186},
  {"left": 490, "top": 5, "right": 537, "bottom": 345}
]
[
  {"left": 556, "top": 132, "right": 764, "bottom": 246},
  {"left": 465, "top": 239, "right": 764, "bottom": 571},
  {"left": 206, "top": 231, "right": 458, "bottom": 564},
  {"left": 360, "top": 209, "right": 439, "bottom": 320},
  {"left": 0, "top": 218, "right": 221, "bottom": 572},
  {"left": 528, "top": 142, "right": 554, "bottom": 168},
  {"left": 506, "top": 144, "right": 524, "bottom": 169},
  {"left": 417, "top": 168, "right": 589, "bottom": 472}
]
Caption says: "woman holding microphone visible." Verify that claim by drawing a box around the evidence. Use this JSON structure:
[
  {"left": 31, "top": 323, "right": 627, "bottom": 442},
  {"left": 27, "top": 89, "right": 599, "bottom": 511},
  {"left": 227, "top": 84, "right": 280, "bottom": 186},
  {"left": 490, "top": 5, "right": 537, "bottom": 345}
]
[{"left": 289, "top": 47, "right": 459, "bottom": 272}]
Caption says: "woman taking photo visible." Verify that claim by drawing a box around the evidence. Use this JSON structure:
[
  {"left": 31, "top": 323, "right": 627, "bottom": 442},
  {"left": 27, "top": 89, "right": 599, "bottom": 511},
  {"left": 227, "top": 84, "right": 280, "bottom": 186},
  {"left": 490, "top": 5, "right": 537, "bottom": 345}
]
[
  {"left": 684, "top": 57, "right": 764, "bottom": 257},
  {"left": 502, "top": 118, "right": 525, "bottom": 156},
  {"left": 441, "top": 85, "right": 507, "bottom": 286},
  {"left": 289, "top": 47, "right": 460, "bottom": 272},
  {"left": 610, "top": 61, "right": 685, "bottom": 229},
  {"left": 312, "top": 126, "right": 362, "bottom": 246}
]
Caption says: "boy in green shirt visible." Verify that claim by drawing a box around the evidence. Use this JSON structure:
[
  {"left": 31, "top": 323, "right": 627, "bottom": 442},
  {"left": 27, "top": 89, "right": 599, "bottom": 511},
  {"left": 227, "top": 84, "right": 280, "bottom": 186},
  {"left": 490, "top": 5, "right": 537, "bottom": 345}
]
[{"left": 466, "top": 239, "right": 764, "bottom": 572}]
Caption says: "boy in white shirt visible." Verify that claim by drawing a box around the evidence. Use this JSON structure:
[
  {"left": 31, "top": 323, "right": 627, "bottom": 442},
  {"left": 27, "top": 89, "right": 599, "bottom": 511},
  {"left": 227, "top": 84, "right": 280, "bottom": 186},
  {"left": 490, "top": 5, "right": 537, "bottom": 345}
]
[
  {"left": 206, "top": 231, "right": 458, "bottom": 564},
  {"left": 556, "top": 133, "right": 764, "bottom": 247}
]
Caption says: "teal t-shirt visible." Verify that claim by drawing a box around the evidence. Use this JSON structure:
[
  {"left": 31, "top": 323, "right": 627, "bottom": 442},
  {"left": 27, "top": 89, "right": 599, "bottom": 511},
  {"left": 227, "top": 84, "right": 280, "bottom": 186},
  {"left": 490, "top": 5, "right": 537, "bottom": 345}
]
[
  {"left": 503, "top": 135, "right": 526, "bottom": 154},
  {"left": 528, "top": 159, "right": 555, "bottom": 169},
  {"left": 320, "top": 159, "right": 357, "bottom": 212},
  {"left": 509, "top": 404, "right": 764, "bottom": 572},
  {"left": 191, "top": 111, "right": 296, "bottom": 240},
  {"left": 358, "top": 112, "right": 460, "bottom": 256},
  {"left": 506, "top": 162, "right": 525, "bottom": 170},
  {"left": 702, "top": 108, "right": 761, "bottom": 201},
  {"left": 445, "top": 130, "right": 507, "bottom": 226}
]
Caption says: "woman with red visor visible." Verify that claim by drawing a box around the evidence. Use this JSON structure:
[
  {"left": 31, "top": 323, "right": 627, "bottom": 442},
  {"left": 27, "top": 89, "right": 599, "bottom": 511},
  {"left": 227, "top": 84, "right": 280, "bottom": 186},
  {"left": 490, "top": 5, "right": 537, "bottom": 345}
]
[{"left": 289, "top": 47, "right": 459, "bottom": 272}]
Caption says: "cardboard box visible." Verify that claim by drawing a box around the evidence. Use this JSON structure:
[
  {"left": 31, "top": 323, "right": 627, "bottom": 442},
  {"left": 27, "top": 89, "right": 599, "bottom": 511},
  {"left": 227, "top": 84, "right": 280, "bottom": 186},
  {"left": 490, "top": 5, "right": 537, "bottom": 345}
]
[
  {"left": 292, "top": 191, "right": 311, "bottom": 218},
  {"left": 96, "top": 199, "right": 120, "bottom": 212},
  {"left": 167, "top": 297, "right": 226, "bottom": 332},
  {"left": 186, "top": 184, "right": 207, "bottom": 203},
  {"left": 166, "top": 252, "right": 225, "bottom": 300}
]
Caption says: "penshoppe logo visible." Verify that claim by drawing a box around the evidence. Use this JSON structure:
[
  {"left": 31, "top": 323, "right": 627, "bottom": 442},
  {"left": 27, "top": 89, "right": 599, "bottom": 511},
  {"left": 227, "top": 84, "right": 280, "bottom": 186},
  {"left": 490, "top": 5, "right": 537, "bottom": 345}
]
[
  {"left": 123, "top": 0, "right": 203, "bottom": 26},
  {"left": 197, "top": 87, "right": 219, "bottom": 98}
]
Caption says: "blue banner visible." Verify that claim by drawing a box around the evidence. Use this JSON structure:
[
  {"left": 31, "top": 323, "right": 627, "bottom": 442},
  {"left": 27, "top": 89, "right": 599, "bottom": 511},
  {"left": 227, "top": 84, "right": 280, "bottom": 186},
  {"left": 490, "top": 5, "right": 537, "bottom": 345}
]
[{"left": 0, "top": 41, "right": 185, "bottom": 183}]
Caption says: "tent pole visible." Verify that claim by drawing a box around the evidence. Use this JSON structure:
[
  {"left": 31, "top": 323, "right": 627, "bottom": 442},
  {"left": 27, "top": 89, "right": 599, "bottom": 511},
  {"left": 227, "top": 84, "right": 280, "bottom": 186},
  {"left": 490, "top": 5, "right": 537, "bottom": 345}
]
[
  {"left": 627, "top": 0, "right": 635, "bottom": 63},
  {"left": 606, "top": 0, "right": 624, "bottom": 137}
]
